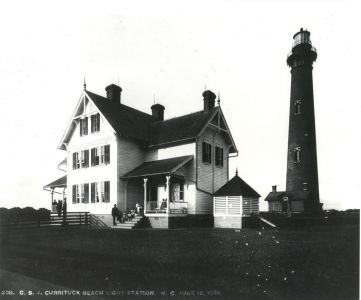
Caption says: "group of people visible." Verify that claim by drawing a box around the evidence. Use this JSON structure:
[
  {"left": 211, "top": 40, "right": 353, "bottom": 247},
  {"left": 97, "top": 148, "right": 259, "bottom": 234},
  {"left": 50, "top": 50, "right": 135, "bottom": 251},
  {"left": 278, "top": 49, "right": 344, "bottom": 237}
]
[
  {"left": 52, "top": 199, "right": 67, "bottom": 225},
  {"left": 111, "top": 204, "right": 142, "bottom": 225}
]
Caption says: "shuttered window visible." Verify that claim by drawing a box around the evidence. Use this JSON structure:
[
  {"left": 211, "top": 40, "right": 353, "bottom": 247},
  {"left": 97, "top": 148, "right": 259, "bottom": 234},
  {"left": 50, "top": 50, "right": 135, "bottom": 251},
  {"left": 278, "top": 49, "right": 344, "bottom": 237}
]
[
  {"left": 215, "top": 146, "right": 223, "bottom": 167},
  {"left": 80, "top": 117, "right": 88, "bottom": 136},
  {"left": 104, "top": 181, "right": 110, "bottom": 203},
  {"left": 91, "top": 183, "right": 96, "bottom": 203},
  {"left": 202, "top": 142, "right": 212, "bottom": 164},
  {"left": 104, "top": 145, "right": 110, "bottom": 164},
  {"left": 91, "top": 113, "right": 100, "bottom": 133},
  {"left": 91, "top": 148, "right": 99, "bottom": 166},
  {"left": 83, "top": 183, "right": 89, "bottom": 204},
  {"left": 72, "top": 153, "right": 77, "bottom": 170},
  {"left": 72, "top": 185, "right": 76, "bottom": 204},
  {"left": 81, "top": 150, "right": 89, "bottom": 168}
]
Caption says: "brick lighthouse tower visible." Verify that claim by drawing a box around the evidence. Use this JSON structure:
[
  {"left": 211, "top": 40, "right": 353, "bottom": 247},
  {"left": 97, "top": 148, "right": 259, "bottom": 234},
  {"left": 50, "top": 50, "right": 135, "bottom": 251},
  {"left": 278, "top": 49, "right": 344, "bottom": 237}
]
[
  {"left": 265, "top": 28, "right": 322, "bottom": 214},
  {"left": 285, "top": 28, "right": 321, "bottom": 212}
]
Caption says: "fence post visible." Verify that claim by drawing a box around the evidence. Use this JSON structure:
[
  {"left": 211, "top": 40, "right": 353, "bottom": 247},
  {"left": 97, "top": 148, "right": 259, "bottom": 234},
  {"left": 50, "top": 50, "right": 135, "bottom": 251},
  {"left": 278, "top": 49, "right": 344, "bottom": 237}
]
[
  {"left": 80, "top": 213, "right": 82, "bottom": 226},
  {"left": 85, "top": 212, "right": 88, "bottom": 226}
]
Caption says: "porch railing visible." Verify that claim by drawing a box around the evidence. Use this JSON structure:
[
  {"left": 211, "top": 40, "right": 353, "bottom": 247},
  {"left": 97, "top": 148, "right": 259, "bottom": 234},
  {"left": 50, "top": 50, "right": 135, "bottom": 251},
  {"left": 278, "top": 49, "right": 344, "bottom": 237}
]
[{"left": 146, "top": 201, "right": 188, "bottom": 214}]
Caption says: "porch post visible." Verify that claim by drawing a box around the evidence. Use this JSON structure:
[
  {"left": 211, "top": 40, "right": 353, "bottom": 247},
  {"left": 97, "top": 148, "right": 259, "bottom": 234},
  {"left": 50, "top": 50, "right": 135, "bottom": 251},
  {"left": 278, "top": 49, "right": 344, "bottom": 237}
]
[
  {"left": 166, "top": 175, "right": 170, "bottom": 214},
  {"left": 51, "top": 188, "right": 54, "bottom": 211},
  {"left": 143, "top": 178, "right": 148, "bottom": 214},
  {"left": 124, "top": 180, "right": 128, "bottom": 211}
]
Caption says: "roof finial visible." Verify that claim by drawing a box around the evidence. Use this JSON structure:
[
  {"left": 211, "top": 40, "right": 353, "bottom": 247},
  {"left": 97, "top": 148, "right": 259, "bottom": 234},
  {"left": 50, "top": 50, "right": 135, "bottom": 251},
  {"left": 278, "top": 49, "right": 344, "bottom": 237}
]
[
  {"left": 83, "top": 77, "right": 86, "bottom": 91},
  {"left": 153, "top": 93, "right": 156, "bottom": 104},
  {"left": 217, "top": 91, "right": 221, "bottom": 106},
  {"left": 235, "top": 168, "right": 238, "bottom": 176}
]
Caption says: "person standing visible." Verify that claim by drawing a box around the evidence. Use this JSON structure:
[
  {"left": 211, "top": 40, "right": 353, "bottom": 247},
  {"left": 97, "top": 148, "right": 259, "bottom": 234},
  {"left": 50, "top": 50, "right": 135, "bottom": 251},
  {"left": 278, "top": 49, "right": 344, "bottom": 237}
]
[
  {"left": 62, "top": 199, "right": 67, "bottom": 225},
  {"left": 112, "top": 204, "right": 119, "bottom": 225},
  {"left": 56, "top": 200, "right": 62, "bottom": 217}
]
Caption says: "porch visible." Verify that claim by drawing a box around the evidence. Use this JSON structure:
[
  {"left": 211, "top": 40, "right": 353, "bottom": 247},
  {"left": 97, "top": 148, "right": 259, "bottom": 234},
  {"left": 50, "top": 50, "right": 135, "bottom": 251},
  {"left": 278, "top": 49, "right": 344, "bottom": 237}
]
[{"left": 121, "top": 156, "right": 193, "bottom": 227}]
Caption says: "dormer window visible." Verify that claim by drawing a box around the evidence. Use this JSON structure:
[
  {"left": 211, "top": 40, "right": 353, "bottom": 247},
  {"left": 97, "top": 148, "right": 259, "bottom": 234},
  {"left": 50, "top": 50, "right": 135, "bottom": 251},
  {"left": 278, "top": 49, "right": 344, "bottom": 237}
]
[
  {"left": 91, "top": 113, "right": 100, "bottom": 133},
  {"left": 294, "top": 100, "right": 302, "bottom": 115},
  {"left": 80, "top": 117, "right": 88, "bottom": 136},
  {"left": 294, "top": 147, "right": 301, "bottom": 163}
]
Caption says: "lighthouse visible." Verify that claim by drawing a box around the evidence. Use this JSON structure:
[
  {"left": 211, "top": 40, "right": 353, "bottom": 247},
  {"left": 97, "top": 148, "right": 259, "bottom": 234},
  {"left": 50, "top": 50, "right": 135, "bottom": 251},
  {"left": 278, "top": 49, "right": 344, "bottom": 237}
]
[{"left": 265, "top": 28, "right": 322, "bottom": 214}]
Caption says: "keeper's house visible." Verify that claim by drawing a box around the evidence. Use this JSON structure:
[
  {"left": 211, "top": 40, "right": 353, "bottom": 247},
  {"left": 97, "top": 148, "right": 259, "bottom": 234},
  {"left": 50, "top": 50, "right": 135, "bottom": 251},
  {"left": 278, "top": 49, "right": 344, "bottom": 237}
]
[
  {"left": 213, "top": 171, "right": 260, "bottom": 229},
  {"left": 45, "top": 83, "right": 238, "bottom": 228}
]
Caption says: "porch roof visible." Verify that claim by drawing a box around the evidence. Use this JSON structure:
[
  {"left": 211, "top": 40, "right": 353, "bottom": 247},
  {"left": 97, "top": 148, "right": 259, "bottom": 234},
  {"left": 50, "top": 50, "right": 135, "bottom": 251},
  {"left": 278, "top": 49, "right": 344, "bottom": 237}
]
[
  {"left": 121, "top": 155, "right": 193, "bottom": 179},
  {"left": 43, "top": 175, "right": 67, "bottom": 189}
]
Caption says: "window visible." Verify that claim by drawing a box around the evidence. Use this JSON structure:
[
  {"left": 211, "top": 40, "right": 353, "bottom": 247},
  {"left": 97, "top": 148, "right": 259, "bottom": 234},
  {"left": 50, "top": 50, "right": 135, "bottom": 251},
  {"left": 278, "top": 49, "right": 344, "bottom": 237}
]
[
  {"left": 215, "top": 146, "right": 224, "bottom": 167},
  {"left": 172, "top": 183, "right": 184, "bottom": 201},
  {"left": 72, "top": 185, "right": 76, "bottom": 204},
  {"left": 294, "top": 147, "right": 301, "bottom": 163},
  {"left": 96, "top": 182, "right": 100, "bottom": 202},
  {"left": 104, "top": 181, "right": 110, "bottom": 202},
  {"left": 83, "top": 183, "right": 89, "bottom": 204},
  {"left": 202, "top": 142, "right": 212, "bottom": 164},
  {"left": 91, "top": 183, "right": 96, "bottom": 203},
  {"left": 294, "top": 100, "right": 302, "bottom": 115},
  {"left": 91, "top": 113, "right": 100, "bottom": 133},
  {"left": 76, "top": 185, "right": 80, "bottom": 203},
  {"left": 91, "top": 148, "right": 99, "bottom": 166},
  {"left": 104, "top": 145, "right": 110, "bottom": 164},
  {"left": 72, "top": 152, "right": 80, "bottom": 169},
  {"left": 100, "top": 181, "right": 110, "bottom": 203},
  {"left": 80, "top": 117, "right": 88, "bottom": 136},
  {"left": 81, "top": 150, "right": 89, "bottom": 168},
  {"left": 100, "top": 145, "right": 110, "bottom": 164}
]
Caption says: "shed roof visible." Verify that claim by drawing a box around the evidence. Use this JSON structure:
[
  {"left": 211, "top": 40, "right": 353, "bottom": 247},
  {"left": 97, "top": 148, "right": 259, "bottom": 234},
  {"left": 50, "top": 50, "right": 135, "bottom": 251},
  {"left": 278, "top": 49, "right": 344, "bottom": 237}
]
[
  {"left": 121, "top": 156, "right": 193, "bottom": 179},
  {"left": 214, "top": 173, "right": 261, "bottom": 197},
  {"left": 44, "top": 175, "right": 67, "bottom": 189}
]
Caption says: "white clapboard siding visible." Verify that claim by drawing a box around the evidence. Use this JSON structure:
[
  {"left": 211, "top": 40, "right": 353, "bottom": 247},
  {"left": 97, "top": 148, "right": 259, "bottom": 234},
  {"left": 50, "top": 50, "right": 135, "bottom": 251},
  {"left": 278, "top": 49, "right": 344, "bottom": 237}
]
[
  {"left": 242, "top": 197, "right": 259, "bottom": 216},
  {"left": 214, "top": 196, "right": 227, "bottom": 214},
  {"left": 228, "top": 196, "right": 241, "bottom": 215},
  {"left": 214, "top": 196, "right": 241, "bottom": 215}
]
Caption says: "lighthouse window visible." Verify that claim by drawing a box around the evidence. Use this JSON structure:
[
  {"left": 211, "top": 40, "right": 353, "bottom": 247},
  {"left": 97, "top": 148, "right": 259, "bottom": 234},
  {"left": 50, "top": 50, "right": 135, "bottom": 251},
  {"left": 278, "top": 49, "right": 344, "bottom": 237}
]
[
  {"left": 294, "top": 100, "right": 302, "bottom": 115},
  {"left": 294, "top": 147, "right": 301, "bottom": 163}
]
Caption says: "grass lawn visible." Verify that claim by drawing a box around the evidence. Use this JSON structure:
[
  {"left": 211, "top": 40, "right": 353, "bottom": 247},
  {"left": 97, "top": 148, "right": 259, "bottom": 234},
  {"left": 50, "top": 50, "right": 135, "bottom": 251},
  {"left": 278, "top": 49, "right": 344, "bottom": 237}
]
[{"left": 0, "top": 225, "right": 359, "bottom": 299}]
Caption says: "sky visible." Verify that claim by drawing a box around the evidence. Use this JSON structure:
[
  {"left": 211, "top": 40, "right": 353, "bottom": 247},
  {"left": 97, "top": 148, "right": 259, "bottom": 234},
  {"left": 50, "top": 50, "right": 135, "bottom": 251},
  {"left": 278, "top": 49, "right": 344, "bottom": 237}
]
[{"left": 0, "top": 0, "right": 360, "bottom": 211}]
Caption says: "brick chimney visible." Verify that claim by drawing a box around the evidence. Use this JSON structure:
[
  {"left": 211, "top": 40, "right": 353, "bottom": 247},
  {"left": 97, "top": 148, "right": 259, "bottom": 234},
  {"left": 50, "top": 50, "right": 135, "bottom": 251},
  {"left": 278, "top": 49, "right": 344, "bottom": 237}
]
[
  {"left": 105, "top": 84, "right": 122, "bottom": 103},
  {"left": 151, "top": 104, "right": 165, "bottom": 121},
  {"left": 272, "top": 185, "right": 277, "bottom": 192},
  {"left": 202, "top": 90, "right": 216, "bottom": 112}
]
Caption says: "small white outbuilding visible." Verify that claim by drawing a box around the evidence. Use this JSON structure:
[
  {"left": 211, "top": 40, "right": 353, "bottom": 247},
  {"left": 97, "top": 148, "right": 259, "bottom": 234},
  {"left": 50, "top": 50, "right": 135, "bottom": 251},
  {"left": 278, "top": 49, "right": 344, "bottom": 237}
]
[{"left": 213, "top": 170, "right": 260, "bottom": 229}]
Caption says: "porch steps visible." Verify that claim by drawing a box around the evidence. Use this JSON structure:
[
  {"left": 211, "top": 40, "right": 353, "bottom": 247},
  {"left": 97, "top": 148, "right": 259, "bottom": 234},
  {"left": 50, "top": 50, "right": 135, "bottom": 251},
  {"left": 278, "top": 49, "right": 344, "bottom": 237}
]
[{"left": 111, "top": 215, "right": 143, "bottom": 229}]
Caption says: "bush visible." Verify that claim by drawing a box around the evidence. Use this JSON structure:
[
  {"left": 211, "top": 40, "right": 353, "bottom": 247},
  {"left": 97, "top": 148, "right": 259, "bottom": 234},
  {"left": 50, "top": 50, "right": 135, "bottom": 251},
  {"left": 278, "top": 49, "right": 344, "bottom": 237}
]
[{"left": 0, "top": 207, "right": 50, "bottom": 223}]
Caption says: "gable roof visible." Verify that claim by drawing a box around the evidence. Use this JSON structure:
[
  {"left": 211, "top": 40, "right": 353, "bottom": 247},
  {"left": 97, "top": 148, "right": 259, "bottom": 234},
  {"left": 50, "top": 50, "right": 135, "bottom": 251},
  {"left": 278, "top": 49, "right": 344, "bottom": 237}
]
[
  {"left": 214, "top": 174, "right": 261, "bottom": 197},
  {"left": 264, "top": 190, "right": 311, "bottom": 202},
  {"left": 148, "top": 108, "right": 219, "bottom": 147},
  {"left": 121, "top": 156, "right": 193, "bottom": 179},
  {"left": 86, "top": 91, "right": 156, "bottom": 143},
  {"left": 59, "top": 88, "right": 237, "bottom": 152}
]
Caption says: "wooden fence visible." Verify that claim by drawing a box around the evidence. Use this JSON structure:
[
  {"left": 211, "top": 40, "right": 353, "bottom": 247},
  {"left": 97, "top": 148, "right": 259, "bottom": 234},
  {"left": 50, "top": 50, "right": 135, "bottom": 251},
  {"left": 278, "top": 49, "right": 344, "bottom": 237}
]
[{"left": 0, "top": 212, "right": 90, "bottom": 229}]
